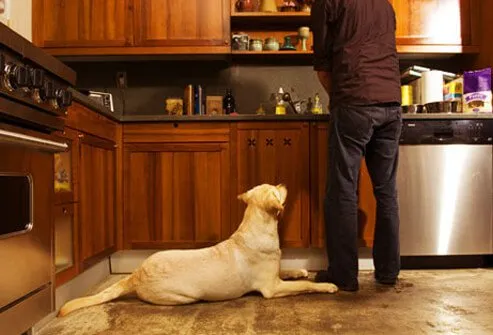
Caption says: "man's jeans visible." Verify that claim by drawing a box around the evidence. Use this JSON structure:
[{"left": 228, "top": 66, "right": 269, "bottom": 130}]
[{"left": 324, "top": 104, "right": 402, "bottom": 284}]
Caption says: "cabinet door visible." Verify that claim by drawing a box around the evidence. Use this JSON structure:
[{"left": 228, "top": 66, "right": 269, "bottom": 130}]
[
  {"left": 309, "top": 122, "right": 375, "bottom": 248},
  {"left": 124, "top": 142, "right": 231, "bottom": 249},
  {"left": 33, "top": 0, "right": 133, "bottom": 48},
  {"left": 391, "top": 0, "right": 472, "bottom": 45},
  {"left": 235, "top": 122, "right": 310, "bottom": 248},
  {"left": 134, "top": 0, "right": 230, "bottom": 49},
  {"left": 79, "top": 133, "right": 117, "bottom": 269}
]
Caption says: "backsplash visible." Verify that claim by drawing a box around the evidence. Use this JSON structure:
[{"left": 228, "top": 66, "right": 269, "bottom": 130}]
[{"left": 66, "top": 56, "right": 468, "bottom": 116}]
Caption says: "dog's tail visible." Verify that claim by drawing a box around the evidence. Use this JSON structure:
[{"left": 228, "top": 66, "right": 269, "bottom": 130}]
[{"left": 58, "top": 274, "right": 136, "bottom": 317}]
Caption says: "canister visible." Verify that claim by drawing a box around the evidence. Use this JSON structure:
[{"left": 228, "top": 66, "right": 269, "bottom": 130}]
[{"left": 401, "top": 85, "right": 413, "bottom": 106}]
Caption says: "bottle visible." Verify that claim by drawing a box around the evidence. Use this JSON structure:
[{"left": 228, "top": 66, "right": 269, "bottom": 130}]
[
  {"left": 223, "top": 89, "right": 236, "bottom": 114},
  {"left": 311, "top": 93, "right": 323, "bottom": 114}
]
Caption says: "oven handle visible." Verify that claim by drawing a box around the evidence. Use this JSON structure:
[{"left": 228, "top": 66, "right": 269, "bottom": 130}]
[{"left": 0, "top": 129, "right": 68, "bottom": 152}]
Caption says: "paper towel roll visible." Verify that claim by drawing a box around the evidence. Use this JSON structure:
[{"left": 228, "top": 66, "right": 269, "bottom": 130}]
[{"left": 421, "top": 70, "right": 444, "bottom": 104}]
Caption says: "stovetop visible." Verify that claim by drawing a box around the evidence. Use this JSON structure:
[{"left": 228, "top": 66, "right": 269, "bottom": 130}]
[{"left": 0, "top": 23, "right": 76, "bottom": 132}]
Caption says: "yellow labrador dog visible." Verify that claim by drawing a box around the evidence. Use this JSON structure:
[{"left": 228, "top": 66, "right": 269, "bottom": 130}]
[{"left": 59, "top": 184, "right": 337, "bottom": 316}]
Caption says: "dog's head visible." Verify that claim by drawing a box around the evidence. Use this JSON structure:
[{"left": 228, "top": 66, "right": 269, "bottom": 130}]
[{"left": 238, "top": 184, "right": 287, "bottom": 216}]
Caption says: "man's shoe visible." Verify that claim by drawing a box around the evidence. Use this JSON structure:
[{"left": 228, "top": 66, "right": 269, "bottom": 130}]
[
  {"left": 314, "top": 270, "right": 359, "bottom": 292},
  {"left": 375, "top": 274, "right": 397, "bottom": 286}
]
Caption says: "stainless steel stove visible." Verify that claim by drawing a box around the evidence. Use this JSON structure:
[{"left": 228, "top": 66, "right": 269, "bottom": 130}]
[{"left": 0, "top": 22, "right": 76, "bottom": 335}]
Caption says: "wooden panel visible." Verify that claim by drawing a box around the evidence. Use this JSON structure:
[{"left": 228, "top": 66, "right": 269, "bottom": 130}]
[
  {"left": 33, "top": 0, "right": 133, "bottom": 48},
  {"left": 124, "top": 142, "right": 230, "bottom": 248},
  {"left": 123, "top": 122, "right": 230, "bottom": 143},
  {"left": 115, "top": 125, "right": 124, "bottom": 250},
  {"left": 391, "top": 0, "right": 471, "bottom": 45},
  {"left": 79, "top": 134, "right": 116, "bottom": 268},
  {"left": 134, "top": 0, "right": 230, "bottom": 47},
  {"left": 309, "top": 122, "right": 328, "bottom": 248},
  {"left": 234, "top": 122, "right": 310, "bottom": 248},
  {"left": 358, "top": 159, "right": 376, "bottom": 248},
  {"left": 471, "top": 0, "right": 493, "bottom": 68},
  {"left": 66, "top": 102, "right": 118, "bottom": 142}
]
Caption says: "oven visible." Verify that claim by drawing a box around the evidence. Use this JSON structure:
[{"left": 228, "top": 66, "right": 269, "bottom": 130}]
[
  {"left": 0, "top": 22, "right": 76, "bottom": 335},
  {"left": 0, "top": 125, "right": 68, "bottom": 335}
]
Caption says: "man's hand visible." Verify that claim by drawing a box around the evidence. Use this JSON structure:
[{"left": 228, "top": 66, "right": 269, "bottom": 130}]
[{"left": 317, "top": 71, "right": 331, "bottom": 95}]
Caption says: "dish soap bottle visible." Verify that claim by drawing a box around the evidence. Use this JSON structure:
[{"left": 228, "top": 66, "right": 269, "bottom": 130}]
[
  {"left": 275, "top": 87, "right": 286, "bottom": 115},
  {"left": 311, "top": 93, "right": 323, "bottom": 114},
  {"left": 223, "top": 89, "right": 236, "bottom": 114}
]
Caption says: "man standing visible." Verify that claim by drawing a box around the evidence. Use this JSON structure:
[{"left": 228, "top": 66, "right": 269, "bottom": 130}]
[{"left": 311, "top": 0, "right": 402, "bottom": 291}]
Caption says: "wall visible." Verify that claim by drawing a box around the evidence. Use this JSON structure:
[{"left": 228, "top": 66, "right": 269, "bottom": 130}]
[
  {"left": 0, "top": 0, "right": 32, "bottom": 41},
  {"left": 67, "top": 60, "right": 329, "bottom": 116},
  {"left": 66, "top": 56, "right": 468, "bottom": 117}
]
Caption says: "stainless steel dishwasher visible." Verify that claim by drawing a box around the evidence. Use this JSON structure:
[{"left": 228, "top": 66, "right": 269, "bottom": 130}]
[{"left": 398, "top": 119, "right": 493, "bottom": 256}]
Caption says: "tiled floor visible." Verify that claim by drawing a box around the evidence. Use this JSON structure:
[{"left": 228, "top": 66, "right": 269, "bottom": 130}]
[{"left": 38, "top": 269, "right": 493, "bottom": 335}]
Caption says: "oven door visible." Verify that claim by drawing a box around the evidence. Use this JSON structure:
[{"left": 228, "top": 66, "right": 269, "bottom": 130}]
[{"left": 0, "top": 127, "right": 67, "bottom": 334}]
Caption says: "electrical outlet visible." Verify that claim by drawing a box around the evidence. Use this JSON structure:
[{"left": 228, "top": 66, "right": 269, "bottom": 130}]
[{"left": 116, "top": 71, "right": 127, "bottom": 88}]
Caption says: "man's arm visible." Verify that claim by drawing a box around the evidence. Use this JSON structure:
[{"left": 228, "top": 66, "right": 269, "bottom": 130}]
[
  {"left": 317, "top": 71, "right": 331, "bottom": 95},
  {"left": 311, "top": 0, "right": 338, "bottom": 94}
]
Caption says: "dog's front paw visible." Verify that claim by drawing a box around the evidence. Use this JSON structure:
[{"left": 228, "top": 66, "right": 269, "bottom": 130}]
[
  {"left": 298, "top": 269, "right": 309, "bottom": 278},
  {"left": 319, "top": 283, "right": 338, "bottom": 294}
]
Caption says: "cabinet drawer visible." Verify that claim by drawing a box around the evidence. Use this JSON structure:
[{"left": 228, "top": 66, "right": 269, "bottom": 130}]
[{"left": 123, "top": 122, "right": 230, "bottom": 143}]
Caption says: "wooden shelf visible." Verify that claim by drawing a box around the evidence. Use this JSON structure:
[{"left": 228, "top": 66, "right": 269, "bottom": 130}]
[
  {"left": 232, "top": 50, "right": 312, "bottom": 55},
  {"left": 231, "top": 11, "right": 310, "bottom": 17}
]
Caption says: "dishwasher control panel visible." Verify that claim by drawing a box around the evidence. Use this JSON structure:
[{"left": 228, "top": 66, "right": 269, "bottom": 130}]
[{"left": 400, "top": 119, "right": 493, "bottom": 144}]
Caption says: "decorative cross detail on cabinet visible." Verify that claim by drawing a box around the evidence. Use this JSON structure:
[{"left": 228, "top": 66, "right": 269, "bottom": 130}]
[
  {"left": 266, "top": 138, "right": 274, "bottom": 146},
  {"left": 283, "top": 138, "right": 291, "bottom": 146},
  {"left": 247, "top": 138, "right": 256, "bottom": 147}
]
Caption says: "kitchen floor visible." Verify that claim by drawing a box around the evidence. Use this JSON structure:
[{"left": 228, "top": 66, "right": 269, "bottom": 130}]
[{"left": 38, "top": 269, "right": 493, "bottom": 335}]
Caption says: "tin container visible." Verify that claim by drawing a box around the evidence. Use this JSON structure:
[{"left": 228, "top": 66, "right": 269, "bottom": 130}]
[{"left": 249, "top": 39, "right": 263, "bottom": 51}]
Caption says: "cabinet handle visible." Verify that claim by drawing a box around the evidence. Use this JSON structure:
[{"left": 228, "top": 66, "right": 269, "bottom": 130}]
[
  {"left": 266, "top": 138, "right": 274, "bottom": 146},
  {"left": 247, "top": 138, "right": 256, "bottom": 147},
  {"left": 78, "top": 134, "right": 84, "bottom": 139},
  {"left": 62, "top": 208, "right": 68, "bottom": 215},
  {"left": 283, "top": 138, "right": 291, "bottom": 146}
]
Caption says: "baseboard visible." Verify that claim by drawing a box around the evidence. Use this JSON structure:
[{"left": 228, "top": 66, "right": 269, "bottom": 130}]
[
  {"left": 110, "top": 248, "right": 376, "bottom": 274},
  {"left": 32, "top": 258, "right": 111, "bottom": 334}
]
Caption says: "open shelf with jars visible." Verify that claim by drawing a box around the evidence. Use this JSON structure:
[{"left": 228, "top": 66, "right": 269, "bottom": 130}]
[{"left": 231, "top": 0, "right": 313, "bottom": 56}]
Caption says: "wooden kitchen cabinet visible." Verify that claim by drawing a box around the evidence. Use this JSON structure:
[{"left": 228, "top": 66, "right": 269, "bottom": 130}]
[
  {"left": 134, "top": 0, "right": 230, "bottom": 50},
  {"left": 232, "top": 122, "right": 310, "bottom": 248},
  {"left": 32, "top": 0, "right": 133, "bottom": 48},
  {"left": 123, "top": 123, "right": 231, "bottom": 249},
  {"left": 391, "top": 0, "right": 476, "bottom": 46},
  {"left": 52, "top": 102, "right": 120, "bottom": 283},
  {"left": 78, "top": 133, "right": 117, "bottom": 270},
  {"left": 33, "top": 0, "right": 230, "bottom": 55}
]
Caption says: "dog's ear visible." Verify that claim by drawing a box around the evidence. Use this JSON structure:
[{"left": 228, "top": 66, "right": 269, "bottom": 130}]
[{"left": 237, "top": 191, "right": 250, "bottom": 203}]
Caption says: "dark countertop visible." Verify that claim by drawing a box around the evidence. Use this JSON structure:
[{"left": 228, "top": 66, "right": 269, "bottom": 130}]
[
  {"left": 69, "top": 90, "right": 493, "bottom": 123},
  {"left": 119, "top": 113, "right": 331, "bottom": 122},
  {"left": 120, "top": 112, "right": 493, "bottom": 122}
]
